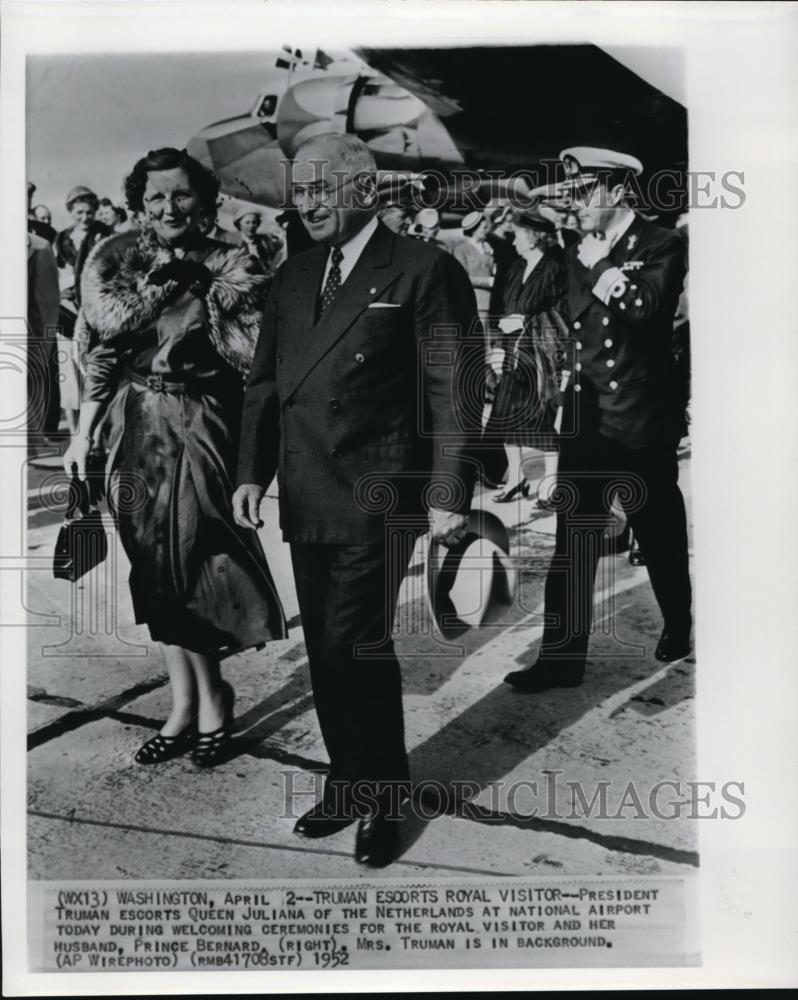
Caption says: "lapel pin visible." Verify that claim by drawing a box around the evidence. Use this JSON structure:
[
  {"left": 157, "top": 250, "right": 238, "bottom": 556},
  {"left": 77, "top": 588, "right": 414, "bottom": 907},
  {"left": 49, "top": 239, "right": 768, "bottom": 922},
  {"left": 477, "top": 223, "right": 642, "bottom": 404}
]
[{"left": 627, "top": 234, "right": 638, "bottom": 250}]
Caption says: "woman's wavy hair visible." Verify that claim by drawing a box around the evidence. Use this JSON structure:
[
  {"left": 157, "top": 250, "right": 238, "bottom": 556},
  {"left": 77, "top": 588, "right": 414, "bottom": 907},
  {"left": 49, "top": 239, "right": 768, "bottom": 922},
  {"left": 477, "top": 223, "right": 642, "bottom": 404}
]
[{"left": 124, "top": 148, "right": 220, "bottom": 215}]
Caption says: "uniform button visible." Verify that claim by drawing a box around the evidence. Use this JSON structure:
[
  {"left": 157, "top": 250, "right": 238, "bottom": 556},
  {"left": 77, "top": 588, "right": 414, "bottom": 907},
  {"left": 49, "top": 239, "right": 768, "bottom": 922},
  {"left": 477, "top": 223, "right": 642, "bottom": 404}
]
[
  {"left": 575, "top": 341, "right": 582, "bottom": 350},
  {"left": 331, "top": 448, "right": 342, "bottom": 458},
  {"left": 573, "top": 321, "right": 581, "bottom": 330},
  {"left": 276, "top": 354, "right": 283, "bottom": 363},
  {"left": 575, "top": 362, "right": 582, "bottom": 372},
  {"left": 602, "top": 317, "right": 610, "bottom": 326},
  {"left": 283, "top": 398, "right": 295, "bottom": 411},
  {"left": 604, "top": 338, "right": 613, "bottom": 348},
  {"left": 606, "top": 359, "right": 615, "bottom": 368},
  {"left": 329, "top": 398, "right": 340, "bottom": 410},
  {"left": 609, "top": 380, "right": 618, "bottom": 390},
  {"left": 574, "top": 384, "right": 582, "bottom": 393},
  {"left": 619, "top": 302, "right": 626, "bottom": 310},
  {"left": 355, "top": 353, "right": 365, "bottom": 364}
]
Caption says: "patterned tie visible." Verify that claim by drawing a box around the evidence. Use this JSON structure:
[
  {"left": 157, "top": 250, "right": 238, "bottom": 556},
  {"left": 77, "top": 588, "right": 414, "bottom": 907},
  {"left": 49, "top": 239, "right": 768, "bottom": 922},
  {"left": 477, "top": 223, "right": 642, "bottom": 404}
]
[{"left": 319, "top": 246, "right": 344, "bottom": 314}]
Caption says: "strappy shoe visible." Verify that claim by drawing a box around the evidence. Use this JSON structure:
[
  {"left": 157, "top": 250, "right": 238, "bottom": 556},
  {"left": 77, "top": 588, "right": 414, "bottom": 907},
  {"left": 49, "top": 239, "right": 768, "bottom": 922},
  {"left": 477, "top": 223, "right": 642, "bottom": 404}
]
[
  {"left": 192, "top": 682, "right": 235, "bottom": 769},
  {"left": 134, "top": 723, "right": 197, "bottom": 765}
]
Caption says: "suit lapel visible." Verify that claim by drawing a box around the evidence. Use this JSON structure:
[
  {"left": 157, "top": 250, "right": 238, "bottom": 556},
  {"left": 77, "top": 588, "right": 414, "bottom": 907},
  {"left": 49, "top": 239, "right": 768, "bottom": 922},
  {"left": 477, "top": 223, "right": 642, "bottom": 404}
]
[
  {"left": 283, "top": 222, "right": 398, "bottom": 398},
  {"left": 282, "top": 245, "right": 327, "bottom": 390}
]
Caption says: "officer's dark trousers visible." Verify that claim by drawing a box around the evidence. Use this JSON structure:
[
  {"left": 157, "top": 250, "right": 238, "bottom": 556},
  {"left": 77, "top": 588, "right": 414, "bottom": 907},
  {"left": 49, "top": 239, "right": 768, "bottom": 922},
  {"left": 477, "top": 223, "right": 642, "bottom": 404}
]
[
  {"left": 290, "top": 537, "right": 416, "bottom": 816},
  {"left": 539, "top": 431, "right": 692, "bottom": 669}
]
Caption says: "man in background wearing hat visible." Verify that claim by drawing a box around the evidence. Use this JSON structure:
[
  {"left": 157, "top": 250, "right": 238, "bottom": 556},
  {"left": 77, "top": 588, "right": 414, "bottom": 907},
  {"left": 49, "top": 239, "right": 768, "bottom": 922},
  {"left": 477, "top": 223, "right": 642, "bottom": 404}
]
[
  {"left": 233, "top": 133, "right": 479, "bottom": 867},
  {"left": 408, "top": 207, "right": 446, "bottom": 250},
  {"left": 378, "top": 200, "right": 410, "bottom": 236},
  {"left": 505, "top": 147, "right": 692, "bottom": 693}
]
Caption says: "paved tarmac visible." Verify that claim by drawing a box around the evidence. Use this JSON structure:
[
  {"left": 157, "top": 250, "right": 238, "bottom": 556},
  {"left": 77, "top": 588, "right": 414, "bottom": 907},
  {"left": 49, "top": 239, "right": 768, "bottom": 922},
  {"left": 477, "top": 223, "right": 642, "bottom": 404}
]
[{"left": 26, "top": 444, "right": 696, "bottom": 880}]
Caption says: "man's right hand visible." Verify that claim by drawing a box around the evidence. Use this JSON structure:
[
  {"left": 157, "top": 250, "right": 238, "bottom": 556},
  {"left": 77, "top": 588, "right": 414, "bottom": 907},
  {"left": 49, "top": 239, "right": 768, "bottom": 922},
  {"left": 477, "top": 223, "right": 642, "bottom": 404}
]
[{"left": 232, "top": 484, "right": 265, "bottom": 530}]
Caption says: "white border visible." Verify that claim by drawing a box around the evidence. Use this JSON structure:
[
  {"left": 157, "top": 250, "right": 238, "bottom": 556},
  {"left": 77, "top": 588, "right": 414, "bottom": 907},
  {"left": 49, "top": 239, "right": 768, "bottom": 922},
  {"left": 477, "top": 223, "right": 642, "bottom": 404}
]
[{"left": 3, "top": 0, "right": 798, "bottom": 993}]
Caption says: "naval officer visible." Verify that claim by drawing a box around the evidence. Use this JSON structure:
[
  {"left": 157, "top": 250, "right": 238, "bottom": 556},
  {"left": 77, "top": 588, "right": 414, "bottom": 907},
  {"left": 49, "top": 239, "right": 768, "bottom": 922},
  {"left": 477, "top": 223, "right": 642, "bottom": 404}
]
[{"left": 506, "top": 147, "right": 692, "bottom": 692}]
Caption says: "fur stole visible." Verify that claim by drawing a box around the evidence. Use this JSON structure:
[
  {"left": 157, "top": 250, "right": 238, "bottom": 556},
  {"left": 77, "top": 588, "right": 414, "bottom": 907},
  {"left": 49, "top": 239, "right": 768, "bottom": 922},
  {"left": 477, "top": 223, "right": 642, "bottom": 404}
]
[{"left": 75, "top": 229, "right": 268, "bottom": 375}]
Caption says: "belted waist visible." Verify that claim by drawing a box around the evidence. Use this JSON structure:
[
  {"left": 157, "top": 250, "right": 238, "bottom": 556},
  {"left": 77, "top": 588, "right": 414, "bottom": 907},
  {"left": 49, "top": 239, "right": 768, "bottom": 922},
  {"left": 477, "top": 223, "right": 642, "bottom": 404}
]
[
  {"left": 125, "top": 368, "right": 234, "bottom": 395},
  {"left": 126, "top": 368, "right": 190, "bottom": 394}
]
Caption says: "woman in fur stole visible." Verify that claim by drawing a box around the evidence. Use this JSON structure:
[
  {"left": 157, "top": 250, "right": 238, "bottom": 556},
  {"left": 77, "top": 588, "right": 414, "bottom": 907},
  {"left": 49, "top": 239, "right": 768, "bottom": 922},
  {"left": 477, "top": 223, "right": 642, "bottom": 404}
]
[{"left": 64, "top": 148, "right": 287, "bottom": 767}]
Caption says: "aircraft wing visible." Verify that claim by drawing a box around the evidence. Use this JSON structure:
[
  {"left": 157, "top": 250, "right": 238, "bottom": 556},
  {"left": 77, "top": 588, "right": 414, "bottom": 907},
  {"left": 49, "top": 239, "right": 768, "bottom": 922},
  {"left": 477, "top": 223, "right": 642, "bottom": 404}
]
[{"left": 355, "top": 44, "right": 687, "bottom": 178}]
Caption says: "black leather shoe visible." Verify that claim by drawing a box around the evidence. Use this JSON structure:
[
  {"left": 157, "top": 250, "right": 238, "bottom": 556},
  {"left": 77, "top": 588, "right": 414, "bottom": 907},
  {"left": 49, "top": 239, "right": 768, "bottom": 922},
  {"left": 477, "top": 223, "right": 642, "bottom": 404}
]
[
  {"left": 629, "top": 541, "right": 646, "bottom": 566},
  {"left": 293, "top": 801, "right": 355, "bottom": 839},
  {"left": 355, "top": 810, "right": 402, "bottom": 868},
  {"left": 655, "top": 624, "right": 692, "bottom": 662},
  {"left": 504, "top": 662, "right": 584, "bottom": 692}
]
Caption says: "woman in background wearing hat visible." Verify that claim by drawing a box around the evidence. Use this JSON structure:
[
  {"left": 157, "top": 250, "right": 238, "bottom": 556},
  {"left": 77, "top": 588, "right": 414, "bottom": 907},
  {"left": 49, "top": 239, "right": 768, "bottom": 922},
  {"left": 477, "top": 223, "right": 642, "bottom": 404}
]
[
  {"left": 233, "top": 208, "right": 282, "bottom": 276},
  {"left": 54, "top": 186, "right": 114, "bottom": 433},
  {"left": 63, "top": 148, "right": 287, "bottom": 768},
  {"left": 451, "top": 211, "right": 496, "bottom": 338},
  {"left": 485, "top": 208, "right": 569, "bottom": 505}
]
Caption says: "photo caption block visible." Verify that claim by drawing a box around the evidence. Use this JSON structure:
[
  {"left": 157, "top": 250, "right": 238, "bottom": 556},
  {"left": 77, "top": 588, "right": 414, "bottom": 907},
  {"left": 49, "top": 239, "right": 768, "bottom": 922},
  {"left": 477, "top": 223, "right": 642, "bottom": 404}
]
[{"left": 29, "top": 875, "right": 699, "bottom": 971}]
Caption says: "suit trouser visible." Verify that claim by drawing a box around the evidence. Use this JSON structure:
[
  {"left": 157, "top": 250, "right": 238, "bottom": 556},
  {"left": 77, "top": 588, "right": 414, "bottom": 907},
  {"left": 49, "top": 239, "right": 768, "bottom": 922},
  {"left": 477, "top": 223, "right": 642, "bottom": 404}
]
[
  {"left": 539, "top": 431, "right": 692, "bottom": 669},
  {"left": 290, "top": 537, "right": 416, "bottom": 813}
]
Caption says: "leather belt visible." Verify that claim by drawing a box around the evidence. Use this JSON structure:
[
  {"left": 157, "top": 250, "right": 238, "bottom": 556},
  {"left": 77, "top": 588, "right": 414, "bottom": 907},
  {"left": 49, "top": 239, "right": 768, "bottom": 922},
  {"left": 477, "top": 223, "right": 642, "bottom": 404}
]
[{"left": 126, "top": 368, "right": 189, "bottom": 394}]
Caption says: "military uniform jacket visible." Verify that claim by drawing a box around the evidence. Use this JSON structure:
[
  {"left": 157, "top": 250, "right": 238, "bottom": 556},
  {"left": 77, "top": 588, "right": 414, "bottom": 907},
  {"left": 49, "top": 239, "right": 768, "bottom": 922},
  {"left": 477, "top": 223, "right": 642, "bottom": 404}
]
[
  {"left": 236, "top": 221, "right": 481, "bottom": 544},
  {"left": 564, "top": 214, "right": 687, "bottom": 449}
]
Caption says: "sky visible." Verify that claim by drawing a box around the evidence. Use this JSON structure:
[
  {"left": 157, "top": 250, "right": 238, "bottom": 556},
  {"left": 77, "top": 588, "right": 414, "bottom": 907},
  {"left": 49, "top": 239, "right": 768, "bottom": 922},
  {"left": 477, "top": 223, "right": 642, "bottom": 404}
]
[{"left": 27, "top": 51, "right": 284, "bottom": 231}]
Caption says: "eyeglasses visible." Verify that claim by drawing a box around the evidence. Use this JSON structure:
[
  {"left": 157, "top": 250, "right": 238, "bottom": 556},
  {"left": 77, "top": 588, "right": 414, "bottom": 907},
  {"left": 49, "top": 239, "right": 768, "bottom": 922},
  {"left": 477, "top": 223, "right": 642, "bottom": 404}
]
[{"left": 288, "top": 176, "right": 360, "bottom": 207}]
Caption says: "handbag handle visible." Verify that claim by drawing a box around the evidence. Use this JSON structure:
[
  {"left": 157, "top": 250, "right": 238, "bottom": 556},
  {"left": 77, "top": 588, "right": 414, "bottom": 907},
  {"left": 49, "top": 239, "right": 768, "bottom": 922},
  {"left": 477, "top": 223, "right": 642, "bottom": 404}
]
[{"left": 64, "top": 470, "right": 91, "bottom": 521}]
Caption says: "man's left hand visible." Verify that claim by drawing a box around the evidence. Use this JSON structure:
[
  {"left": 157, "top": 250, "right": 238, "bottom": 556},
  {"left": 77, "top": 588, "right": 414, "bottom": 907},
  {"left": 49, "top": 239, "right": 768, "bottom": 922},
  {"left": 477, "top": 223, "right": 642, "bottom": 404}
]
[
  {"left": 576, "top": 233, "right": 612, "bottom": 269},
  {"left": 430, "top": 508, "right": 469, "bottom": 547}
]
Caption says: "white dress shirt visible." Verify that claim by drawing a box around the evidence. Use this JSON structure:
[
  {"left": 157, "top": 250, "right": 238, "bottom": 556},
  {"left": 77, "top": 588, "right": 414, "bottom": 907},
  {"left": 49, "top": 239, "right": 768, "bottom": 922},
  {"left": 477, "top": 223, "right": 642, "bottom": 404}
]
[
  {"left": 322, "top": 215, "right": 379, "bottom": 287},
  {"left": 602, "top": 208, "right": 636, "bottom": 250}
]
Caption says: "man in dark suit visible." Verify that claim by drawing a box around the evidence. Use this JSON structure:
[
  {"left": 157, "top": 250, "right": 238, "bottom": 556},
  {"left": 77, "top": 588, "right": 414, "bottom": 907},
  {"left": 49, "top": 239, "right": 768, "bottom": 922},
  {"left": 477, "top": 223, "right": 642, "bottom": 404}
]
[
  {"left": 233, "top": 133, "right": 480, "bottom": 866},
  {"left": 505, "top": 147, "right": 692, "bottom": 693}
]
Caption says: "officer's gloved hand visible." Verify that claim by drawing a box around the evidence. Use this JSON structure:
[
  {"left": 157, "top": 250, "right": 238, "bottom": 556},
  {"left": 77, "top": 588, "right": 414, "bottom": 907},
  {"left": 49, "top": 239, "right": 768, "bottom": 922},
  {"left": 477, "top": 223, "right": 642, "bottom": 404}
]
[{"left": 148, "top": 259, "right": 212, "bottom": 296}]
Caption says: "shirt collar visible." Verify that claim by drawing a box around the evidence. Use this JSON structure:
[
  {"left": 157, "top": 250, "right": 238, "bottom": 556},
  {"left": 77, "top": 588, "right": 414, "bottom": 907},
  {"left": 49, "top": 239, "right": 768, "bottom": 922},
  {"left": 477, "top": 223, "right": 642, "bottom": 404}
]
[
  {"left": 603, "top": 208, "right": 636, "bottom": 248},
  {"left": 333, "top": 215, "right": 379, "bottom": 263},
  {"left": 522, "top": 247, "right": 544, "bottom": 279}
]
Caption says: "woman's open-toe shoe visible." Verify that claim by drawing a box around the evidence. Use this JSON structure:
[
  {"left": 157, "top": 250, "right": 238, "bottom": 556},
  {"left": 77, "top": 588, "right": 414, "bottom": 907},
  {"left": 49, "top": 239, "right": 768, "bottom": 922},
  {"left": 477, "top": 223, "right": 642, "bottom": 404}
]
[
  {"left": 134, "top": 723, "right": 197, "bottom": 765},
  {"left": 192, "top": 682, "right": 235, "bottom": 769}
]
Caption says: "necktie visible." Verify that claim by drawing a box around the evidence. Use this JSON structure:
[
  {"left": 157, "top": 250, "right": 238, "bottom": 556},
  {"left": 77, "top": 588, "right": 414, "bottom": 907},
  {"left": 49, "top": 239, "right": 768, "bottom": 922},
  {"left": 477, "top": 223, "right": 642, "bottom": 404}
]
[{"left": 319, "top": 246, "right": 344, "bottom": 314}]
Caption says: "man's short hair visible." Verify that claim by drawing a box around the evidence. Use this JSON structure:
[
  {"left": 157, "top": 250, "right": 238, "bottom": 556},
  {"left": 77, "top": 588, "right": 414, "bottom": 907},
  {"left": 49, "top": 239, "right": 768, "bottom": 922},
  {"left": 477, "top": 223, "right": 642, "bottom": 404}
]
[{"left": 294, "top": 133, "right": 377, "bottom": 177}]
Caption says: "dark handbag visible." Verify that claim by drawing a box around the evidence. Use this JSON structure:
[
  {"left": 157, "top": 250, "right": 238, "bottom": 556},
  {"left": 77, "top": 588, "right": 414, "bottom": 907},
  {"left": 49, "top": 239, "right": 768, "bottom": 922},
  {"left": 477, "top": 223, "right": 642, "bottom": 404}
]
[{"left": 53, "top": 471, "right": 108, "bottom": 582}]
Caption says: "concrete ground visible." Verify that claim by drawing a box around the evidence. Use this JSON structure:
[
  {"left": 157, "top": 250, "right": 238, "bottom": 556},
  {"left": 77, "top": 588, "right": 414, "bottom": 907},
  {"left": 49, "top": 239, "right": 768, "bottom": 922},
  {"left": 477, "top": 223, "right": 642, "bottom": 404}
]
[{"left": 26, "top": 444, "right": 696, "bottom": 880}]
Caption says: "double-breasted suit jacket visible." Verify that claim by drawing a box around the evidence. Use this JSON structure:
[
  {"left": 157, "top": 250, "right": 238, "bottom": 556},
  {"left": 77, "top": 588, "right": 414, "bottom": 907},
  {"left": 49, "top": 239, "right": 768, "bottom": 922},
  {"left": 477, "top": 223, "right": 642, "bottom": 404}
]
[
  {"left": 236, "top": 221, "right": 481, "bottom": 544},
  {"left": 564, "top": 214, "right": 687, "bottom": 449}
]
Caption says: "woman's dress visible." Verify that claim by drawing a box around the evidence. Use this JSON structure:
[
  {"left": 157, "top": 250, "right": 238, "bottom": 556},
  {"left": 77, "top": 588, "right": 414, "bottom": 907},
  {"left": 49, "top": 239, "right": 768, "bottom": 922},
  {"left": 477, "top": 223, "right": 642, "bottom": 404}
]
[
  {"left": 485, "top": 249, "right": 569, "bottom": 450},
  {"left": 78, "top": 229, "right": 287, "bottom": 656}
]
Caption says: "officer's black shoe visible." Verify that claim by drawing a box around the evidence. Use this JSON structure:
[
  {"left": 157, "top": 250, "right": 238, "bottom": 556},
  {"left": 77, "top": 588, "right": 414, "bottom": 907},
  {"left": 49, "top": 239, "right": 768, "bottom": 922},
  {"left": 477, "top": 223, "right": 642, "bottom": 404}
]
[
  {"left": 293, "top": 801, "right": 355, "bottom": 839},
  {"left": 654, "top": 623, "right": 692, "bottom": 662},
  {"left": 629, "top": 542, "right": 646, "bottom": 567},
  {"left": 503, "top": 661, "right": 584, "bottom": 692}
]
